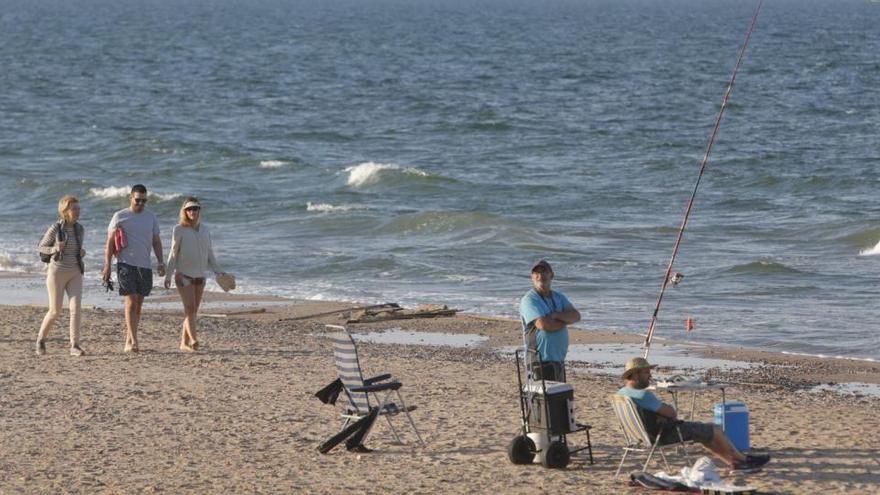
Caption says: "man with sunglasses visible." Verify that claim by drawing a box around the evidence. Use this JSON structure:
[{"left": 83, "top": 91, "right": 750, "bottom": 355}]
[{"left": 102, "top": 184, "right": 165, "bottom": 352}]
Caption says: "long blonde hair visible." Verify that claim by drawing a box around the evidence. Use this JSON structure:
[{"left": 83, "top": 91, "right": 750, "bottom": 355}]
[
  {"left": 58, "top": 195, "right": 79, "bottom": 224},
  {"left": 178, "top": 196, "right": 201, "bottom": 228}
]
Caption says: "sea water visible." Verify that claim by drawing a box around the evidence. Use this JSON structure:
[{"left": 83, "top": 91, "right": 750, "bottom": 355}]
[{"left": 1, "top": 0, "right": 878, "bottom": 359}]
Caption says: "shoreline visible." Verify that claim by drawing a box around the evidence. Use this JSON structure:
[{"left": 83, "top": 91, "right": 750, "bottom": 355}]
[
  {"left": 3, "top": 274, "right": 879, "bottom": 392},
  {"left": 3, "top": 269, "right": 878, "bottom": 365}
]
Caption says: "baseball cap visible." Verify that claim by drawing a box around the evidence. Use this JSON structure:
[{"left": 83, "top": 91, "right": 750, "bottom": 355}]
[{"left": 530, "top": 259, "right": 553, "bottom": 273}]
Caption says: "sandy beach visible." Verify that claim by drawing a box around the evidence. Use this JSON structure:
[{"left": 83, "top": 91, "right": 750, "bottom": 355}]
[{"left": 1, "top": 297, "right": 879, "bottom": 494}]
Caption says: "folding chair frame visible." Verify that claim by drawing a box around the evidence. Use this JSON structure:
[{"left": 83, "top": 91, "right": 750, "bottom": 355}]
[
  {"left": 328, "top": 325, "right": 425, "bottom": 448},
  {"left": 611, "top": 394, "right": 691, "bottom": 478}
]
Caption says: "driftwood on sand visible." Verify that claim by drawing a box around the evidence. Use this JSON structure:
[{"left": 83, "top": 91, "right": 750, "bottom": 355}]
[
  {"left": 277, "top": 303, "right": 402, "bottom": 322},
  {"left": 346, "top": 303, "right": 457, "bottom": 323},
  {"left": 201, "top": 308, "right": 267, "bottom": 318}
]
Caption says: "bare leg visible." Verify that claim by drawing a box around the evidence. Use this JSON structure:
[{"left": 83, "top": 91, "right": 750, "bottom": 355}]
[
  {"left": 190, "top": 282, "right": 205, "bottom": 348},
  {"left": 124, "top": 296, "right": 134, "bottom": 350},
  {"left": 133, "top": 295, "right": 144, "bottom": 348},
  {"left": 124, "top": 294, "right": 144, "bottom": 352},
  {"left": 701, "top": 426, "right": 747, "bottom": 466},
  {"left": 176, "top": 282, "right": 196, "bottom": 351}
]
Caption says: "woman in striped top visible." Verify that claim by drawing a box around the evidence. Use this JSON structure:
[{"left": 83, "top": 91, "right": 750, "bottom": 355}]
[{"left": 36, "top": 195, "right": 86, "bottom": 356}]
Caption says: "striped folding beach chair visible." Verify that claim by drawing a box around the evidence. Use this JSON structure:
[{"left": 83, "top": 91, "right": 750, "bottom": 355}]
[
  {"left": 327, "top": 325, "right": 424, "bottom": 448},
  {"left": 610, "top": 394, "right": 691, "bottom": 478}
]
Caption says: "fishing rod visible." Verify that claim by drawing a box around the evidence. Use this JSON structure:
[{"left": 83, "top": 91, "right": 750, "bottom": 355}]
[{"left": 643, "top": 0, "right": 763, "bottom": 360}]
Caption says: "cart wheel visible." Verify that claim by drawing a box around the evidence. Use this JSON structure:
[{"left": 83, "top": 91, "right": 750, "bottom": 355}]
[
  {"left": 507, "top": 435, "right": 536, "bottom": 465},
  {"left": 542, "top": 441, "right": 570, "bottom": 469}
]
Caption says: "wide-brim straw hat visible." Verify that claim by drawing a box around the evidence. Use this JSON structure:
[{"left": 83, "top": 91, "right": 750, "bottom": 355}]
[
  {"left": 216, "top": 273, "right": 236, "bottom": 292},
  {"left": 622, "top": 357, "right": 656, "bottom": 379}
]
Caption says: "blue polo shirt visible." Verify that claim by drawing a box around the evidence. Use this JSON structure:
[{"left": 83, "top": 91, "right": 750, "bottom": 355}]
[
  {"left": 520, "top": 289, "right": 572, "bottom": 363},
  {"left": 617, "top": 387, "right": 663, "bottom": 412}
]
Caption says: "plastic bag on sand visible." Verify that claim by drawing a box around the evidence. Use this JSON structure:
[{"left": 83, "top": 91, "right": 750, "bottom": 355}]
[
  {"left": 681, "top": 456, "right": 721, "bottom": 485},
  {"left": 653, "top": 456, "right": 720, "bottom": 488},
  {"left": 653, "top": 458, "right": 754, "bottom": 494}
]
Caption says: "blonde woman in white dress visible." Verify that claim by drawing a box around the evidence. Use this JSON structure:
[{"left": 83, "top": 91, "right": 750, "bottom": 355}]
[{"left": 164, "top": 197, "right": 226, "bottom": 352}]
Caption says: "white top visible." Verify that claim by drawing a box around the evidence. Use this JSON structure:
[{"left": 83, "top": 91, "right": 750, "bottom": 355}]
[
  {"left": 165, "top": 224, "right": 222, "bottom": 282},
  {"left": 108, "top": 208, "right": 160, "bottom": 269}
]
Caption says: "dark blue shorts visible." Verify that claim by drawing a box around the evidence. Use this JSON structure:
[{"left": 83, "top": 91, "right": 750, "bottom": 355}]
[
  {"left": 658, "top": 421, "right": 715, "bottom": 446},
  {"left": 531, "top": 360, "right": 566, "bottom": 382},
  {"left": 117, "top": 262, "right": 153, "bottom": 297}
]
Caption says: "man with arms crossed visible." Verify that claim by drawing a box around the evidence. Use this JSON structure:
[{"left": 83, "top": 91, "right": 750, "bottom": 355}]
[
  {"left": 618, "top": 357, "right": 770, "bottom": 471},
  {"left": 102, "top": 184, "right": 165, "bottom": 352},
  {"left": 520, "top": 260, "right": 581, "bottom": 382}
]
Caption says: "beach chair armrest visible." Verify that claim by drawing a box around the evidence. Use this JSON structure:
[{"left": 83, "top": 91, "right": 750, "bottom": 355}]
[
  {"left": 363, "top": 373, "right": 393, "bottom": 385},
  {"left": 350, "top": 381, "right": 402, "bottom": 393}
]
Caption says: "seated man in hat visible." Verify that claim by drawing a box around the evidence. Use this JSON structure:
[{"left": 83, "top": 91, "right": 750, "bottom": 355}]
[
  {"left": 520, "top": 259, "right": 581, "bottom": 382},
  {"left": 618, "top": 357, "right": 770, "bottom": 471}
]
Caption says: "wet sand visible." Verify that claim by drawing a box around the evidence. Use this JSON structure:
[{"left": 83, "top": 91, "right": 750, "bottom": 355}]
[{"left": 1, "top": 299, "right": 878, "bottom": 494}]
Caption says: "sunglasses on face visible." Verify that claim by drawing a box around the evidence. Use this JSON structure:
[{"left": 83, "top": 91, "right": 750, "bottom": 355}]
[
  {"left": 185, "top": 206, "right": 201, "bottom": 212},
  {"left": 133, "top": 198, "right": 148, "bottom": 204}
]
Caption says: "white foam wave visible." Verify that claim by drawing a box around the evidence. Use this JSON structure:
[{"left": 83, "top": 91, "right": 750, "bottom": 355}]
[
  {"left": 0, "top": 250, "right": 42, "bottom": 273},
  {"left": 260, "top": 160, "right": 287, "bottom": 168},
  {"left": 344, "top": 161, "right": 429, "bottom": 187},
  {"left": 89, "top": 186, "right": 131, "bottom": 199},
  {"left": 780, "top": 350, "right": 877, "bottom": 363},
  {"left": 858, "top": 241, "right": 880, "bottom": 256},
  {"left": 153, "top": 192, "right": 181, "bottom": 201},
  {"left": 89, "top": 186, "right": 180, "bottom": 202},
  {"left": 306, "top": 202, "right": 366, "bottom": 213}
]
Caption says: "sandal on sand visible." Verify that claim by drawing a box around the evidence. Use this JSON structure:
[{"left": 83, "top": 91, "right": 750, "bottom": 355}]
[
  {"left": 35, "top": 340, "right": 46, "bottom": 356},
  {"left": 179, "top": 344, "right": 196, "bottom": 352},
  {"left": 69, "top": 346, "right": 85, "bottom": 356}
]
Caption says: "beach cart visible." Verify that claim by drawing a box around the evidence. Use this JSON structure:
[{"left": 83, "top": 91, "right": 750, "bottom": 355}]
[{"left": 507, "top": 348, "right": 594, "bottom": 468}]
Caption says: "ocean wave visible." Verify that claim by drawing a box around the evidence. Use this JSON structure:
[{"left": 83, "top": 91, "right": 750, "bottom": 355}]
[
  {"left": 306, "top": 202, "right": 367, "bottom": 213},
  {"left": 344, "top": 162, "right": 432, "bottom": 188},
  {"left": 723, "top": 260, "right": 804, "bottom": 275},
  {"left": 259, "top": 160, "right": 288, "bottom": 168},
  {"left": 859, "top": 241, "right": 880, "bottom": 256},
  {"left": 780, "top": 350, "right": 877, "bottom": 363},
  {"left": 88, "top": 186, "right": 131, "bottom": 199},
  {"left": 88, "top": 186, "right": 181, "bottom": 202},
  {"left": 838, "top": 227, "right": 880, "bottom": 248},
  {"left": 0, "top": 250, "right": 42, "bottom": 274},
  {"left": 466, "top": 121, "right": 513, "bottom": 131},
  {"left": 381, "top": 210, "right": 509, "bottom": 236}
]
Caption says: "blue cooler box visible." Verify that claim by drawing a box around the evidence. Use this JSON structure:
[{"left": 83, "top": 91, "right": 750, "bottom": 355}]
[{"left": 714, "top": 402, "right": 749, "bottom": 452}]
